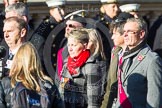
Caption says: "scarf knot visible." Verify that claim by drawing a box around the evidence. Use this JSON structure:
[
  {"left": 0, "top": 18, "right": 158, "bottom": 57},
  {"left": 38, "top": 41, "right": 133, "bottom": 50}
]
[{"left": 67, "top": 49, "right": 90, "bottom": 75}]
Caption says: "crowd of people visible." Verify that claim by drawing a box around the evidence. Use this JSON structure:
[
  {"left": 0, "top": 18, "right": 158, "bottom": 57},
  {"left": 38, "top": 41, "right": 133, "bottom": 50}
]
[{"left": 0, "top": 0, "right": 162, "bottom": 108}]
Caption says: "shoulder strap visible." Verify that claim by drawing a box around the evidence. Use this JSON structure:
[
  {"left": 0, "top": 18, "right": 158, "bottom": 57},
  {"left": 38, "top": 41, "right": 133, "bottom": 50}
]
[
  {"left": 11, "top": 83, "right": 27, "bottom": 108},
  {"left": 13, "top": 83, "right": 26, "bottom": 99}
]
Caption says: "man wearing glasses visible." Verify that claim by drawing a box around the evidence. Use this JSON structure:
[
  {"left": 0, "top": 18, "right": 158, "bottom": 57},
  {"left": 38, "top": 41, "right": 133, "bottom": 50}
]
[
  {"left": 65, "top": 15, "right": 86, "bottom": 38},
  {"left": 114, "top": 18, "right": 162, "bottom": 107},
  {"left": 42, "top": 4, "right": 86, "bottom": 80},
  {"left": 101, "top": 12, "right": 134, "bottom": 108}
]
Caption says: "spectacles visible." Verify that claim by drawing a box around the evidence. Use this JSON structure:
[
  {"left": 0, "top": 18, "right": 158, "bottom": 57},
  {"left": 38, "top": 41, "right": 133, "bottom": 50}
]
[
  {"left": 66, "top": 24, "right": 76, "bottom": 28},
  {"left": 123, "top": 30, "right": 139, "bottom": 34}
]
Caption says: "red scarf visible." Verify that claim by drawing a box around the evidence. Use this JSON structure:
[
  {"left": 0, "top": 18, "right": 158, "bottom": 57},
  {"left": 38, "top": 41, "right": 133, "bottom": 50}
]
[{"left": 67, "top": 49, "right": 90, "bottom": 75}]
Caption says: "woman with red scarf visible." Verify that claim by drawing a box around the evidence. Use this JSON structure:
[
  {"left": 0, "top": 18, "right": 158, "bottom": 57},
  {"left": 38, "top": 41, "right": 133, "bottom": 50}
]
[{"left": 59, "top": 29, "right": 107, "bottom": 108}]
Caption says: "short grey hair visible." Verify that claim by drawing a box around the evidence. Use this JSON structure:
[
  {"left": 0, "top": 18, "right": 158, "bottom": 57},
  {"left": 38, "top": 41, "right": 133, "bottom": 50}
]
[
  {"left": 5, "top": 2, "right": 29, "bottom": 19},
  {"left": 126, "top": 17, "right": 148, "bottom": 37}
]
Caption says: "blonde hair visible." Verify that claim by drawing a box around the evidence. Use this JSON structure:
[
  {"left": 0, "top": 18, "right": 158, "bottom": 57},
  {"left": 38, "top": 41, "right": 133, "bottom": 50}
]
[
  {"left": 86, "top": 29, "right": 106, "bottom": 60},
  {"left": 67, "top": 29, "right": 89, "bottom": 44},
  {"left": 10, "top": 42, "right": 53, "bottom": 92}
]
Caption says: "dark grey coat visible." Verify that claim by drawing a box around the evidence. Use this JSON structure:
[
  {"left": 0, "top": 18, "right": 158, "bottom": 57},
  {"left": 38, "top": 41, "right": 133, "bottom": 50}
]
[{"left": 58, "top": 55, "right": 107, "bottom": 108}]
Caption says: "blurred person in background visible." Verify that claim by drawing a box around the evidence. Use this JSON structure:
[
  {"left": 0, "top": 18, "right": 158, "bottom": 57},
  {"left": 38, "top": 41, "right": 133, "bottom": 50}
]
[
  {"left": 100, "top": 0, "right": 120, "bottom": 21},
  {"left": 37, "top": 0, "right": 67, "bottom": 80},
  {"left": 119, "top": 3, "right": 140, "bottom": 18},
  {"left": 86, "top": 28, "right": 107, "bottom": 103},
  {"left": 35, "top": 0, "right": 66, "bottom": 39},
  {"left": 86, "top": 28, "right": 106, "bottom": 60},
  {"left": 101, "top": 12, "right": 134, "bottom": 108},
  {"left": 147, "top": 10, "right": 162, "bottom": 57},
  {"left": 2, "top": 16, "right": 27, "bottom": 77},
  {"left": 94, "top": 0, "right": 120, "bottom": 68},
  {"left": 3, "top": 0, "right": 27, "bottom": 7}
]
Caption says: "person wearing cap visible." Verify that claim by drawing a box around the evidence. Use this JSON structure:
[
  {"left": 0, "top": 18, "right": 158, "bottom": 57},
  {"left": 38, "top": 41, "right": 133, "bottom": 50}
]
[
  {"left": 35, "top": 0, "right": 65, "bottom": 39},
  {"left": 65, "top": 14, "right": 86, "bottom": 37},
  {"left": 93, "top": 0, "right": 120, "bottom": 70},
  {"left": 100, "top": 0, "right": 120, "bottom": 21},
  {"left": 43, "top": 9, "right": 86, "bottom": 82},
  {"left": 34, "top": 0, "right": 66, "bottom": 80},
  {"left": 119, "top": 3, "right": 140, "bottom": 18},
  {"left": 55, "top": 14, "right": 87, "bottom": 84},
  {"left": 100, "top": 12, "right": 134, "bottom": 108}
]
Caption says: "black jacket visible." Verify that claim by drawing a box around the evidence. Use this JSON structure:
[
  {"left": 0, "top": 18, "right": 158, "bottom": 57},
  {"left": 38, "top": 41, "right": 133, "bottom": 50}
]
[
  {"left": 0, "top": 76, "right": 13, "bottom": 108},
  {"left": 11, "top": 81, "right": 64, "bottom": 108}
]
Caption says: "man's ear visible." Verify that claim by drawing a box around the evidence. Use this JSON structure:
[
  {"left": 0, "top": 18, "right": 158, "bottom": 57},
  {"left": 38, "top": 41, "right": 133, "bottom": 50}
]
[
  {"left": 20, "top": 28, "right": 27, "bottom": 38},
  {"left": 22, "top": 16, "right": 28, "bottom": 23},
  {"left": 139, "top": 30, "right": 145, "bottom": 39},
  {"left": 100, "top": 5, "right": 105, "bottom": 14}
]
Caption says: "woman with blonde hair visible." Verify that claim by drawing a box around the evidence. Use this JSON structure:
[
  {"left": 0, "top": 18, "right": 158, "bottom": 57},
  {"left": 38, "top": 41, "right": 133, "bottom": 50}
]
[
  {"left": 10, "top": 42, "right": 64, "bottom": 108},
  {"left": 86, "top": 28, "right": 107, "bottom": 105},
  {"left": 86, "top": 28, "right": 106, "bottom": 60},
  {"left": 59, "top": 29, "right": 106, "bottom": 108}
]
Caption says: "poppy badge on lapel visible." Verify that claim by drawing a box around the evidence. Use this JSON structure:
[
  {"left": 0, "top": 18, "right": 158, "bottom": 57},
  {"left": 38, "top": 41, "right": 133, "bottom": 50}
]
[{"left": 137, "top": 55, "right": 144, "bottom": 61}]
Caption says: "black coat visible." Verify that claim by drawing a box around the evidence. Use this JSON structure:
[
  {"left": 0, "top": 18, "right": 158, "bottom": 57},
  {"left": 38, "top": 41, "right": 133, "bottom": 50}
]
[
  {"left": 41, "top": 17, "right": 66, "bottom": 80},
  {"left": 0, "top": 26, "right": 45, "bottom": 78}
]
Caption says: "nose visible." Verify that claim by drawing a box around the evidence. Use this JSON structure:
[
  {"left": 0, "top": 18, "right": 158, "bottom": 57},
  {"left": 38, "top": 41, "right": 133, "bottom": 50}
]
[
  {"left": 66, "top": 26, "right": 70, "bottom": 31},
  {"left": 4, "top": 31, "right": 9, "bottom": 38},
  {"left": 123, "top": 31, "right": 128, "bottom": 37},
  {"left": 68, "top": 45, "right": 73, "bottom": 52},
  {"left": 66, "top": 27, "right": 72, "bottom": 34}
]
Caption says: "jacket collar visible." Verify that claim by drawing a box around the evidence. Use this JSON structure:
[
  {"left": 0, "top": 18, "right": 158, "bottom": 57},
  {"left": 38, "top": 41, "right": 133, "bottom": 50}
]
[
  {"left": 122, "top": 44, "right": 150, "bottom": 84},
  {"left": 123, "top": 40, "right": 146, "bottom": 57}
]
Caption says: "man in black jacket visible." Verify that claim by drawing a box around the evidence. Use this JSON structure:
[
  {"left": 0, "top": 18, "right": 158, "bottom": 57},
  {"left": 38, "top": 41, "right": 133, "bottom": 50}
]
[
  {"left": 0, "top": 17, "right": 28, "bottom": 108},
  {"left": 0, "top": 2, "right": 46, "bottom": 78},
  {"left": 94, "top": 0, "right": 120, "bottom": 66},
  {"left": 38, "top": 0, "right": 66, "bottom": 80}
]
